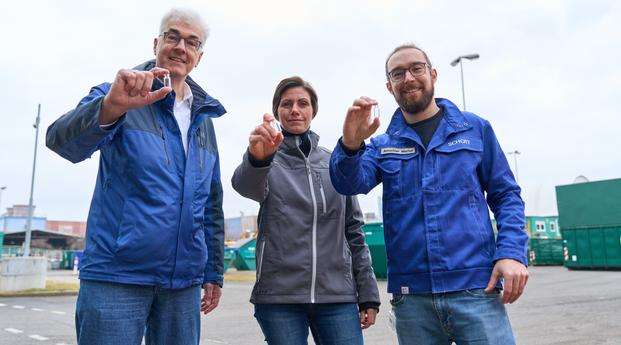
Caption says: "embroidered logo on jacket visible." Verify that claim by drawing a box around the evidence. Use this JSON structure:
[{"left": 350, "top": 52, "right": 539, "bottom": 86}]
[
  {"left": 447, "top": 139, "right": 471, "bottom": 146},
  {"left": 381, "top": 147, "right": 416, "bottom": 155}
]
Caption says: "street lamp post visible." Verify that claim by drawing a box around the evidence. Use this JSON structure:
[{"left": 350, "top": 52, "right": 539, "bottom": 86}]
[
  {"left": 507, "top": 150, "right": 521, "bottom": 184},
  {"left": 23, "top": 104, "right": 41, "bottom": 257},
  {"left": 0, "top": 186, "right": 6, "bottom": 215},
  {"left": 450, "top": 54, "right": 480, "bottom": 111}
]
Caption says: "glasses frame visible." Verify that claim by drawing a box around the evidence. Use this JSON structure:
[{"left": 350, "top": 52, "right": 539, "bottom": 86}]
[
  {"left": 387, "top": 62, "right": 430, "bottom": 83},
  {"left": 160, "top": 31, "right": 203, "bottom": 52}
]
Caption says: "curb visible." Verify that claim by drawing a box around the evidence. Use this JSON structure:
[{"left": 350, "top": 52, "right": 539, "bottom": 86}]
[{"left": 0, "top": 290, "right": 78, "bottom": 298}]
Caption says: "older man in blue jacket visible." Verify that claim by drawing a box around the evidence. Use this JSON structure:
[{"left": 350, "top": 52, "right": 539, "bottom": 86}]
[
  {"left": 330, "top": 44, "right": 529, "bottom": 344},
  {"left": 46, "top": 8, "right": 225, "bottom": 345}
]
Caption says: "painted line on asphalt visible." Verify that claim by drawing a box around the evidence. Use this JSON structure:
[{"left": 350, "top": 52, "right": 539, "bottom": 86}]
[
  {"left": 51, "top": 310, "right": 67, "bottom": 315},
  {"left": 56, "top": 343, "right": 69, "bottom": 345},
  {"left": 206, "top": 339, "right": 228, "bottom": 344},
  {"left": 31, "top": 307, "right": 45, "bottom": 311},
  {"left": 29, "top": 334, "right": 49, "bottom": 341},
  {"left": 12, "top": 305, "right": 25, "bottom": 309},
  {"left": 4, "top": 328, "right": 24, "bottom": 334},
  {"left": 0, "top": 303, "right": 6, "bottom": 307}
]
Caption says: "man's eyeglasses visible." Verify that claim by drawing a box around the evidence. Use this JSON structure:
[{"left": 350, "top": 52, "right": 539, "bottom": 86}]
[
  {"left": 160, "top": 31, "right": 202, "bottom": 52},
  {"left": 387, "top": 63, "right": 429, "bottom": 83}
]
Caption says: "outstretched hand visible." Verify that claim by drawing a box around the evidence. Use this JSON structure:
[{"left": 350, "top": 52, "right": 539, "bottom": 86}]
[
  {"left": 100, "top": 67, "right": 173, "bottom": 125},
  {"left": 342, "top": 96, "right": 380, "bottom": 150}
]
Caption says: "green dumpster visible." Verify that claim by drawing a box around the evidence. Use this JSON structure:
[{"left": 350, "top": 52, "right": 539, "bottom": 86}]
[
  {"left": 223, "top": 247, "right": 237, "bottom": 273},
  {"left": 0, "top": 231, "right": 4, "bottom": 256},
  {"left": 233, "top": 238, "right": 257, "bottom": 271},
  {"left": 528, "top": 238, "right": 564, "bottom": 266},
  {"left": 556, "top": 178, "right": 621, "bottom": 269},
  {"left": 363, "top": 222, "right": 387, "bottom": 279},
  {"left": 562, "top": 227, "right": 621, "bottom": 269},
  {"left": 61, "top": 250, "right": 76, "bottom": 270}
]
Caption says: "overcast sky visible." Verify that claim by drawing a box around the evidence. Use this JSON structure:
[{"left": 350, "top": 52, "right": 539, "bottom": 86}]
[{"left": 0, "top": 0, "right": 619, "bottom": 221}]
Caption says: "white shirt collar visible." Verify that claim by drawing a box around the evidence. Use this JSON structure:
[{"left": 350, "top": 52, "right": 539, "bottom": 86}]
[{"left": 175, "top": 82, "right": 193, "bottom": 107}]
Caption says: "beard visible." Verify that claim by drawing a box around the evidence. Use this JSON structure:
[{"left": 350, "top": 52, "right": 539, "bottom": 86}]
[{"left": 395, "top": 83, "right": 435, "bottom": 114}]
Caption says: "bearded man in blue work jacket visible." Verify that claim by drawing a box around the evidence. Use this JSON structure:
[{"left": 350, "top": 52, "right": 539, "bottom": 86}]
[
  {"left": 329, "top": 44, "right": 529, "bottom": 344},
  {"left": 46, "top": 8, "right": 225, "bottom": 345}
]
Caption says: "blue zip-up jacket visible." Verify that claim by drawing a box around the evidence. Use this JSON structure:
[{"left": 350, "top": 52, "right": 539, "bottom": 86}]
[
  {"left": 330, "top": 98, "right": 527, "bottom": 294},
  {"left": 46, "top": 60, "right": 226, "bottom": 289}
]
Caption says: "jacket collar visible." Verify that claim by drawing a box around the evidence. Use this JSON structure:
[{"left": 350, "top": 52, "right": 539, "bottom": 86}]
[
  {"left": 281, "top": 130, "right": 320, "bottom": 153},
  {"left": 386, "top": 98, "right": 472, "bottom": 151},
  {"left": 133, "top": 60, "right": 226, "bottom": 119}
]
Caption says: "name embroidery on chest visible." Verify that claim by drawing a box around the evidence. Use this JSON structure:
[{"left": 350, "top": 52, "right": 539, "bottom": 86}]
[{"left": 381, "top": 147, "right": 416, "bottom": 155}]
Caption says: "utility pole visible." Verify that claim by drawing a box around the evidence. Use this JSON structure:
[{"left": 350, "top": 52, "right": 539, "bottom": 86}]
[{"left": 23, "top": 104, "right": 41, "bottom": 257}]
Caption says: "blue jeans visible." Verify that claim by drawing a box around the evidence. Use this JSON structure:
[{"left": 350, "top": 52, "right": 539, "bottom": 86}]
[
  {"left": 254, "top": 303, "right": 363, "bottom": 345},
  {"left": 392, "top": 289, "right": 515, "bottom": 345},
  {"left": 75, "top": 280, "right": 201, "bottom": 345}
]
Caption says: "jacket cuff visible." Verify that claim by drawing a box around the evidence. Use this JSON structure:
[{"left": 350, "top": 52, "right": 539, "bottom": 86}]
[
  {"left": 359, "top": 302, "right": 380, "bottom": 313},
  {"left": 203, "top": 271, "right": 223, "bottom": 287},
  {"left": 247, "top": 149, "right": 275, "bottom": 167},
  {"left": 338, "top": 137, "right": 365, "bottom": 157},
  {"left": 493, "top": 249, "right": 528, "bottom": 267}
]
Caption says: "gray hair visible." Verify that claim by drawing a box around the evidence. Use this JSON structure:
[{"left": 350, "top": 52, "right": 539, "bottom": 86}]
[{"left": 159, "top": 8, "right": 210, "bottom": 46}]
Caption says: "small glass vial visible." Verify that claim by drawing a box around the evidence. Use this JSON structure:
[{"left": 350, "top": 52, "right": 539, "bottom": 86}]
[
  {"left": 163, "top": 74, "right": 171, "bottom": 88},
  {"left": 269, "top": 119, "right": 282, "bottom": 132}
]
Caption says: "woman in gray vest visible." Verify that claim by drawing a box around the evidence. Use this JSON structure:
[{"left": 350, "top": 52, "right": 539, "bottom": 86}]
[{"left": 232, "top": 76, "right": 380, "bottom": 345}]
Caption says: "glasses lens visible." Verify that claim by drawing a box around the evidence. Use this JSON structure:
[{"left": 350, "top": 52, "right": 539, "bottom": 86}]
[
  {"left": 411, "top": 64, "right": 426, "bottom": 76},
  {"left": 390, "top": 69, "right": 405, "bottom": 82}
]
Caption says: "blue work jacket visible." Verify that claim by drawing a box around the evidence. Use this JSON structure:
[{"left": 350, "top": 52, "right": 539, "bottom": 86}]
[
  {"left": 46, "top": 60, "right": 226, "bottom": 289},
  {"left": 330, "top": 98, "right": 527, "bottom": 294}
]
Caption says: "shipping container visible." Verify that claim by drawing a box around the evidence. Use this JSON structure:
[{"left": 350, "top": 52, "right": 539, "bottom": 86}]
[
  {"left": 528, "top": 238, "right": 564, "bottom": 265},
  {"left": 363, "top": 222, "right": 387, "bottom": 279},
  {"left": 556, "top": 178, "right": 621, "bottom": 270},
  {"left": 556, "top": 178, "right": 621, "bottom": 229},
  {"left": 562, "top": 227, "right": 621, "bottom": 269}
]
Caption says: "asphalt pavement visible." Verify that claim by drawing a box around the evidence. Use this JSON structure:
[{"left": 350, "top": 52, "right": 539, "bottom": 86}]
[{"left": 0, "top": 267, "right": 619, "bottom": 345}]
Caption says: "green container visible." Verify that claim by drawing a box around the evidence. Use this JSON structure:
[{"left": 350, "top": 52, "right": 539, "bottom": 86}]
[
  {"left": 363, "top": 222, "right": 387, "bottom": 279},
  {"left": 556, "top": 178, "right": 621, "bottom": 269},
  {"left": 233, "top": 238, "right": 256, "bottom": 271},
  {"left": 0, "top": 232, "right": 4, "bottom": 256},
  {"left": 223, "top": 247, "right": 237, "bottom": 273},
  {"left": 528, "top": 238, "right": 564, "bottom": 265},
  {"left": 562, "top": 227, "right": 621, "bottom": 269},
  {"left": 61, "top": 250, "right": 76, "bottom": 270},
  {"left": 556, "top": 178, "right": 621, "bottom": 229}
]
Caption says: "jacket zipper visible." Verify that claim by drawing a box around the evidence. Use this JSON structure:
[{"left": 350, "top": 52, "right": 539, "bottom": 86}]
[
  {"left": 316, "top": 172, "right": 327, "bottom": 215},
  {"left": 197, "top": 128, "right": 204, "bottom": 171},
  {"left": 297, "top": 137, "right": 318, "bottom": 303},
  {"left": 257, "top": 239, "right": 266, "bottom": 282},
  {"left": 159, "top": 125, "right": 171, "bottom": 165}
]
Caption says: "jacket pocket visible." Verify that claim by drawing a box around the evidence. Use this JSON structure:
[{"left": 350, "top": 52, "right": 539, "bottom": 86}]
[
  {"left": 377, "top": 151, "right": 418, "bottom": 199},
  {"left": 256, "top": 238, "right": 267, "bottom": 282},
  {"left": 469, "top": 193, "right": 492, "bottom": 259},
  {"left": 158, "top": 125, "right": 171, "bottom": 165},
  {"left": 434, "top": 137, "right": 483, "bottom": 190},
  {"left": 313, "top": 169, "right": 342, "bottom": 219},
  {"left": 464, "top": 288, "right": 500, "bottom": 298},
  {"left": 390, "top": 294, "right": 406, "bottom": 307}
]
